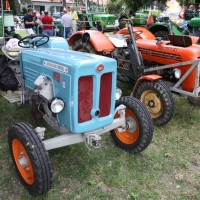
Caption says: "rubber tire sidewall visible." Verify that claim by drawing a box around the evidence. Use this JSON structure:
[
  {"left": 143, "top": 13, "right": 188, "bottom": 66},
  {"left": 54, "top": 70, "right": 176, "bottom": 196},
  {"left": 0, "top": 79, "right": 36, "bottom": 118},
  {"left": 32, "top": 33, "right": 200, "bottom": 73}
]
[
  {"left": 8, "top": 122, "right": 52, "bottom": 196},
  {"left": 133, "top": 80, "right": 175, "bottom": 126},
  {"left": 111, "top": 96, "right": 153, "bottom": 153},
  {"left": 72, "top": 39, "right": 96, "bottom": 54}
]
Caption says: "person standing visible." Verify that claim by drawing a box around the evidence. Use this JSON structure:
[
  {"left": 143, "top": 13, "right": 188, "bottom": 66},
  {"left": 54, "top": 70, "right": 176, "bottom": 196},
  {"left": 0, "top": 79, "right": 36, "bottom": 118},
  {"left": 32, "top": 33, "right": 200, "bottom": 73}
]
[
  {"left": 184, "top": 5, "right": 197, "bottom": 21},
  {"left": 61, "top": 9, "right": 72, "bottom": 39},
  {"left": 69, "top": 7, "right": 78, "bottom": 33},
  {"left": 41, "top": 10, "right": 54, "bottom": 36},
  {"left": 24, "top": 8, "right": 35, "bottom": 35}
]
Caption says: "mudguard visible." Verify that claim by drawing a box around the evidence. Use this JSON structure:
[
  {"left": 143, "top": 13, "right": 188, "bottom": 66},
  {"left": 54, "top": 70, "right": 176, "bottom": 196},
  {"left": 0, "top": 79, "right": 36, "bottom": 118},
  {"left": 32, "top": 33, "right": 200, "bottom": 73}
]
[
  {"left": 116, "top": 27, "right": 156, "bottom": 40},
  {"left": 131, "top": 75, "right": 162, "bottom": 95},
  {"left": 68, "top": 30, "right": 115, "bottom": 52}
]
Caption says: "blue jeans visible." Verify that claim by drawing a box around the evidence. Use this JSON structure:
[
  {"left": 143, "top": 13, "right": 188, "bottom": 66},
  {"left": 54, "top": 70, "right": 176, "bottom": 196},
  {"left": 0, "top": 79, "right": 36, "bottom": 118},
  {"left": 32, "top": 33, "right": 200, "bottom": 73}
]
[
  {"left": 63, "top": 27, "right": 71, "bottom": 39},
  {"left": 42, "top": 30, "right": 54, "bottom": 36}
]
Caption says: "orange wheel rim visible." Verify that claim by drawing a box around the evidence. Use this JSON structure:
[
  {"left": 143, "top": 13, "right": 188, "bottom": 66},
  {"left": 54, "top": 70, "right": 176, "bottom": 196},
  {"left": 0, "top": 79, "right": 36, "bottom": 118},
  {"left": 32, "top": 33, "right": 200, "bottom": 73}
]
[
  {"left": 12, "top": 139, "right": 34, "bottom": 185},
  {"left": 114, "top": 108, "right": 139, "bottom": 144}
]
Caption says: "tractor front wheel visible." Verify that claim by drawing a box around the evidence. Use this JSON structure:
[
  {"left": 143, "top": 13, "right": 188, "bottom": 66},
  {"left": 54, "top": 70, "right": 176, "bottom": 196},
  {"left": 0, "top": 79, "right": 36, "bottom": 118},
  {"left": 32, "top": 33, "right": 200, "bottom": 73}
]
[
  {"left": 111, "top": 96, "right": 153, "bottom": 153},
  {"left": 8, "top": 122, "right": 52, "bottom": 196},
  {"left": 133, "top": 80, "right": 174, "bottom": 126}
]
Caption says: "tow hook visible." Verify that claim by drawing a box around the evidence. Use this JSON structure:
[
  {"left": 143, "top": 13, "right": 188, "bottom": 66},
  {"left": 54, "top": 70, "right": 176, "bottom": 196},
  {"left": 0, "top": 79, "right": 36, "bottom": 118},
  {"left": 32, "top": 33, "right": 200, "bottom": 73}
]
[{"left": 85, "top": 133, "right": 101, "bottom": 148}]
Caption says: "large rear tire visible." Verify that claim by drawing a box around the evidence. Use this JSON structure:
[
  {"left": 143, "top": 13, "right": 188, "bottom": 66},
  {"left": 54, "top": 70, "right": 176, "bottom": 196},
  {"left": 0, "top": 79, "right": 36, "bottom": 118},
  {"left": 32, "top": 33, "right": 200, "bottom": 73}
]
[
  {"left": 187, "top": 96, "right": 200, "bottom": 106},
  {"left": 133, "top": 80, "right": 174, "bottom": 126},
  {"left": 8, "top": 122, "right": 53, "bottom": 196},
  {"left": 153, "top": 30, "right": 169, "bottom": 40},
  {"left": 72, "top": 39, "right": 96, "bottom": 54},
  {"left": 111, "top": 96, "right": 153, "bottom": 153}
]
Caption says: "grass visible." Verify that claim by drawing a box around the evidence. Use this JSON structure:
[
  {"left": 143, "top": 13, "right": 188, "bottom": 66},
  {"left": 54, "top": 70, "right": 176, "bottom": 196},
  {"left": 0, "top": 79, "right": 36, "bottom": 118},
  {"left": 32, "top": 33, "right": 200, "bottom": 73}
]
[{"left": 0, "top": 82, "right": 200, "bottom": 200}]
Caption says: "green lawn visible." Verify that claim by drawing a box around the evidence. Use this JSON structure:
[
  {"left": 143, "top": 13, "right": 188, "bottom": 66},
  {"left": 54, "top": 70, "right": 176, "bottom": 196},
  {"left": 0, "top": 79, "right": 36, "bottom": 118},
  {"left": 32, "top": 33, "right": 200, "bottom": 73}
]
[{"left": 0, "top": 86, "right": 199, "bottom": 200}]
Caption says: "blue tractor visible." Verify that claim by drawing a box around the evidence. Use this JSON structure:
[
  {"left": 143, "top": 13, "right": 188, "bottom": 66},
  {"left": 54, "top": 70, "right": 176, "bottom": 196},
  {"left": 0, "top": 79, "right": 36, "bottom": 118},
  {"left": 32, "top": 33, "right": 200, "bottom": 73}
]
[{"left": 1, "top": 34, "right": 153, "bottom": 196}]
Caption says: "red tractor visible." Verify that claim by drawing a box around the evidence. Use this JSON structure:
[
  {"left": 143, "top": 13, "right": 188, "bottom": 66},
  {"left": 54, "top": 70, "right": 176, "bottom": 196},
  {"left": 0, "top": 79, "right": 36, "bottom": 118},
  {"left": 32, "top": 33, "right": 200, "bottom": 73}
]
[{"left": 68, "top": 24, "right": 200, "bottom": 125}]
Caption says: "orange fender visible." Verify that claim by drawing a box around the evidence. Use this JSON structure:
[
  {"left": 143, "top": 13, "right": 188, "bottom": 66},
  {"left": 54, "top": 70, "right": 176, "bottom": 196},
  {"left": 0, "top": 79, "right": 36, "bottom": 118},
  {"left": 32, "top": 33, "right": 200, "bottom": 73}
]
[
  {"left": 116, "top": 27, "right": 156, "bottom": 40},
  {"left": 131, "top": 75, "right": 162, "bottom": 96},
  {"left": 68, "top": 30, "right": 115, "bottom": 52}
]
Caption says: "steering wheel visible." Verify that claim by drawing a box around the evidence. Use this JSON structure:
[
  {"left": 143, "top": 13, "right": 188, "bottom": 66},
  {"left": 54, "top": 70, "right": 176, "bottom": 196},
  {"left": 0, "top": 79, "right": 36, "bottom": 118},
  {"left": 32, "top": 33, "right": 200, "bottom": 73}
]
[
  {"left": 134, "top": 30, "right": 143, "bottom": 39},
  {"left": 18, "top": 34, "right": 49, "bottom": 48}
]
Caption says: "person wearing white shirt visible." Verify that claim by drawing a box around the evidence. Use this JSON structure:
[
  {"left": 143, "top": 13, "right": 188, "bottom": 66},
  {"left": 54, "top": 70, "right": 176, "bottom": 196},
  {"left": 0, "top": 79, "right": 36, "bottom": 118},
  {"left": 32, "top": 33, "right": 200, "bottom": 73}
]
[{"left": 61, "top": 9, "right": 72, "bottom": 39}]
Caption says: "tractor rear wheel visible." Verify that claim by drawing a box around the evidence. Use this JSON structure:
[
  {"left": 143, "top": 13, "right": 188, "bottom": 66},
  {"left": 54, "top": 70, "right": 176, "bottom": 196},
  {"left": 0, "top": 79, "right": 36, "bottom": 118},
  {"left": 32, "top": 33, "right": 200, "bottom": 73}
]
[
  {"left": 119, "top": 17, "right": 128, "bottom": 29},
  {"left": 110, "top": 96, "right": 153, "bottom": 153},
  {"left": 133, "top": 80, "right": 174, "bottom": 126},
  {"left": 8, "top": 122, "right": 52, "bottom": 196},
  {"left": 73, "top": 39, "right": 96, "bottom": 54},
  {"left": 187, "top": 96, "right": 200, "bottom": 106},
  {"left": 153, "top": 30, "right": 169, "bottom": 40}
]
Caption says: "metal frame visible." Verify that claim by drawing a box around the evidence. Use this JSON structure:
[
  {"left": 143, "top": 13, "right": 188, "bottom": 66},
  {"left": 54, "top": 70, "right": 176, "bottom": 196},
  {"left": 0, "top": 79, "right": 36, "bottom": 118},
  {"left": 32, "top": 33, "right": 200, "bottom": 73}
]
[
  {"left": 42, "top": 105, "right": 127, "bottom": 151},
  {"left": 144, "top": 60, "right": 200, "bottom": 97}
]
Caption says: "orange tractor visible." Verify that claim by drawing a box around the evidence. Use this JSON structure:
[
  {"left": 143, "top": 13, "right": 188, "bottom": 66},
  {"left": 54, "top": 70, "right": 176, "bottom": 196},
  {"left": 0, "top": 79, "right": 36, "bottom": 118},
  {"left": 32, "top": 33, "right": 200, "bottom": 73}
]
[{"left": 68, "top": 24, "right": 200, "bottom": 125}]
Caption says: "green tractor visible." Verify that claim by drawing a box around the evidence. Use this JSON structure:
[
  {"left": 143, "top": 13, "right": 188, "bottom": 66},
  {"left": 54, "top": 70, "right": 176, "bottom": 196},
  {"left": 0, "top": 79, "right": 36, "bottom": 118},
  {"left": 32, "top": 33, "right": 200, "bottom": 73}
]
[
  {"left": 119, "top": 9, "right": 200, "bottom": 40},
  {"left": 0, "top": 3, "right": 23, "bottom": 47},
  {"left": 74, "top": 0, "right": 118, "bottom": 32}
]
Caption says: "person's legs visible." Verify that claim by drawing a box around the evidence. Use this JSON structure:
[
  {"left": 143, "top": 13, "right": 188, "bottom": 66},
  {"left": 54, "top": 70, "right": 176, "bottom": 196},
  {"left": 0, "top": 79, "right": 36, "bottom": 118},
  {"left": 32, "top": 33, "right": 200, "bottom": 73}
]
[
  {"left": 42, "top": 30, "right": 48, "bottom": 36},
  {"left": 66, "top": 27, "right": 71, "bottom": 38},
  {"left": 47, "top": 30, "right": 54, "bottom": 36}
]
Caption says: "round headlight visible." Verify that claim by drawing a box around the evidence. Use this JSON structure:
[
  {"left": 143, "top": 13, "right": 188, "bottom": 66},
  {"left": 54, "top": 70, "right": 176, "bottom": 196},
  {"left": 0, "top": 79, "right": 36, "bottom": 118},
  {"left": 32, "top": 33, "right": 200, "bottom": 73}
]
[
  {"left": 7, "top": 27, "right": 11, "bottom": 31},
  {"left": 173, "top": 68, "right": 181, "bottom": 79},
  {"left": 50, "top": 98, "right": 64, "bottom": 113},
  {"left": 115, "top": 88, "right": 122, "bottom": 100}
]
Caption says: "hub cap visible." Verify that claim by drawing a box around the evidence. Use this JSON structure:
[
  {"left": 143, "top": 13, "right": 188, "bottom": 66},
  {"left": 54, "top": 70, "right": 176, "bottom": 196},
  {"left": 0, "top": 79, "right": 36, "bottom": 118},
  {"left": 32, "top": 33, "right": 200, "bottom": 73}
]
[{"left": 141, "top": 90, "right": 162, "bottom": 118}]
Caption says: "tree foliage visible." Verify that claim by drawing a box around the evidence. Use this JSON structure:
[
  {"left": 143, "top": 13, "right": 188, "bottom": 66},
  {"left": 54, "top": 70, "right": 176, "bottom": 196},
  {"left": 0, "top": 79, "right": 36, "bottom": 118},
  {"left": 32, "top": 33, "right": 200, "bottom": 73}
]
[{"left": 107, "top": 0, "right": 170, "bottom": 14}]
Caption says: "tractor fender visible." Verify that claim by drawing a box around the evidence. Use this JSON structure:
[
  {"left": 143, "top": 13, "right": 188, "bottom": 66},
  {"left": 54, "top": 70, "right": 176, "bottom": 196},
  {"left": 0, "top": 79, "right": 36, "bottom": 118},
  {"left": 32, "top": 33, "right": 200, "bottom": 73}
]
[
  {"left": 131, "top": 75, "right": 162, "bottom": 96},
  {"left": 148, "top": 24, "right": 168, "bottom": 34},
  {"left": 116, "top": 27, "right": 156, "bottom": 40},
  {"left": 68, "top": 30, "right": 115, "bottom": 52}
]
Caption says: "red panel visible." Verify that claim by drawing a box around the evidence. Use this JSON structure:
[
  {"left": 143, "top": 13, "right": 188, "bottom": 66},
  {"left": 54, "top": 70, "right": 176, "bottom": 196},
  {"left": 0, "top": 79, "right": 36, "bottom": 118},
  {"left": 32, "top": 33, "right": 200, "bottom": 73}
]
[
  {"left": 78, "top": 76, "right": 93, "bottom": 123},
  {"left": 99, "top": 73, "right": 112, "bottom": 117}
]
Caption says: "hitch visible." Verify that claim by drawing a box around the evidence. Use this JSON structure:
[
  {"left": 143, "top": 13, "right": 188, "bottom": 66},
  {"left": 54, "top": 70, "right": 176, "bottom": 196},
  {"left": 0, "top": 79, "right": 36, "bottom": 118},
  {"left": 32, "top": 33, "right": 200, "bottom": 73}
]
[
  {"left": 35, "top": 127, "right": 46, "bottom": 140},
  {"left": 85, "top": 133, "right": 101, "bottom": 148}
]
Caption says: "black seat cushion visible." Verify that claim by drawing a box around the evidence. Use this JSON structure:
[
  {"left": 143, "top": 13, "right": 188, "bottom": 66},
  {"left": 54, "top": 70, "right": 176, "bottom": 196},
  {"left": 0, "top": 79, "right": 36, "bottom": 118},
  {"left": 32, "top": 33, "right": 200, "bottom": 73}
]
[{"left": 168, "top": 34, "right": 192, "bottom": 47}]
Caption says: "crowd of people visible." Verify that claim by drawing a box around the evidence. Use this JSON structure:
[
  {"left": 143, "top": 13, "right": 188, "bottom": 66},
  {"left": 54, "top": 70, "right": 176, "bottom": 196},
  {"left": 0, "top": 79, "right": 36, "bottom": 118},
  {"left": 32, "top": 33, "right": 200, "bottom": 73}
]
[
  {"left": 23, "top": 6, "right": 78, "bottom": 39},
  {"left": 179, "top": 4, "right": 200, "bottom": 21},
  {"left": 178, "top": 4, "right": 200, "bottom": 29}
]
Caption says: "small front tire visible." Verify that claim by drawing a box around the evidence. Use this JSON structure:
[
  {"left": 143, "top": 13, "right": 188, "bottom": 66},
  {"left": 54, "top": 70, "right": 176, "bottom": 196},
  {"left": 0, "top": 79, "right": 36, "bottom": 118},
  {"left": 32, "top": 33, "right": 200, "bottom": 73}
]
[
  {"left": 111, "top": 96, "right": 153, "bottom": 153},
  {"left": 133, "top": 80, "right": 174, "bottom": 126},
  {"left": 8, "top": 122, "right": 53, "bottom": 196}
]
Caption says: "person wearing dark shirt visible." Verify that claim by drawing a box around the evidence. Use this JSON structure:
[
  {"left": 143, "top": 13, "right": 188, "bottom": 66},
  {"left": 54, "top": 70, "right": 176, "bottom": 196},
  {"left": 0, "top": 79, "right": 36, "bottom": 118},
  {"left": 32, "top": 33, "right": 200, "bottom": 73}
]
[
  {"left": 184, "top": 5, "right": 197, "bottom": 21},
  {"left": 41, "top": 10, "right": 54, "bottom": 36},
  {"left": 24, "top": 8, "right": 35, "bottom": 35}
]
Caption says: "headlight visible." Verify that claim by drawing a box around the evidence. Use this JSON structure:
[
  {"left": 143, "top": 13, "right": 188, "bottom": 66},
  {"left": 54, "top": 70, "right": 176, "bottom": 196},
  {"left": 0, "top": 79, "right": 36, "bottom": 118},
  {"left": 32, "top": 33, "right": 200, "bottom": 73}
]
[
  {"left": 7, "top": 27, "right": 11, "bottom": 31},
  {"left": 107, "top": 22, "right": 110, "bottom": 25},
  {"left": 173, "top": 68, "right": 181, "bottom": 79},
  {"left": 50, "top": 98, "right": 64, "bottom": 113},
  {"left": 115, "top": 88, "right": 122, "bottom": 100}
]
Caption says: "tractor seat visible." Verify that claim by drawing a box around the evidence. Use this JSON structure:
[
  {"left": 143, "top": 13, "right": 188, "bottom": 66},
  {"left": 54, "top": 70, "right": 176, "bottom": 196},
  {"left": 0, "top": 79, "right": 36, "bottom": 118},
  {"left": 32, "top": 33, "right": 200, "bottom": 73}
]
[
  {"left": 2, "top": 46, "right": 22, "bottom": 61},
  {"left": 168, "top": 34, "right": 192, "bottom": 47},
  {"left": 1, "top": 38, "right": 23, "bottom": 61}
]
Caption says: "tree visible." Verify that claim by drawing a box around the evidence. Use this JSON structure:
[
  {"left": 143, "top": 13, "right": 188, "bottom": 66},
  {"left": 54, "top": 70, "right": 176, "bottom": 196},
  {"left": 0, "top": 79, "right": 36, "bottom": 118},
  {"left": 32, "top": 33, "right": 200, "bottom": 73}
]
[{"left": 107, "top": 0, "right": 169, "bottom": 14}]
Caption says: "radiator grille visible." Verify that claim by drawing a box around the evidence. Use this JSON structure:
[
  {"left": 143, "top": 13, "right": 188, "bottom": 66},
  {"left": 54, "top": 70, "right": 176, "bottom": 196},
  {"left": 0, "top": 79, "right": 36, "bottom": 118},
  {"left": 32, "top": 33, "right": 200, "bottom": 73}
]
[
  {"left": 78, "top": 76, "right": 93, "bottom": 123},
  {"left": 99, "top": 73, "right": 112, "bottom": 117}
]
